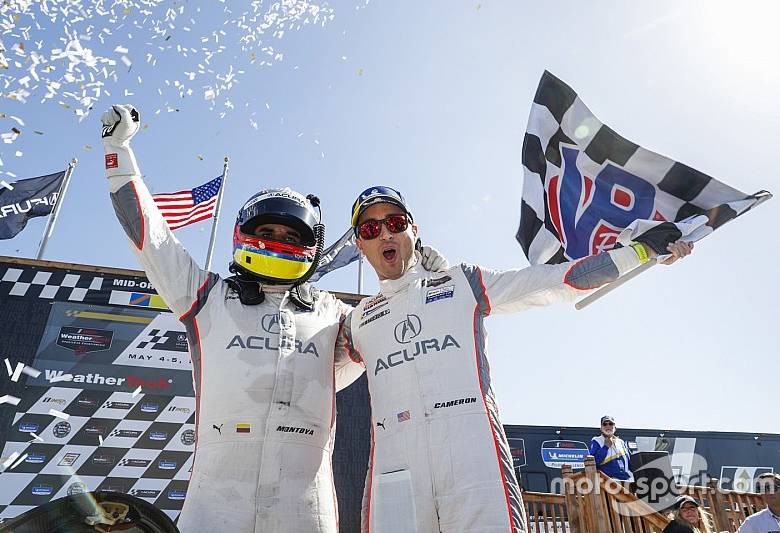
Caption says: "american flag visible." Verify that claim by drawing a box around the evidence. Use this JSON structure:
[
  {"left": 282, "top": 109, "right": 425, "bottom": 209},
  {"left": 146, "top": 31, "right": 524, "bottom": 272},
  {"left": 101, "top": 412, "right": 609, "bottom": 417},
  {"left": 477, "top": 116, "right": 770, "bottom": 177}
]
[
  {"left": 152, "top": 175, "right": 223, "bottom": 231},
  {"left": 397, "top": 410, "right": 410, "bottom": 423}
]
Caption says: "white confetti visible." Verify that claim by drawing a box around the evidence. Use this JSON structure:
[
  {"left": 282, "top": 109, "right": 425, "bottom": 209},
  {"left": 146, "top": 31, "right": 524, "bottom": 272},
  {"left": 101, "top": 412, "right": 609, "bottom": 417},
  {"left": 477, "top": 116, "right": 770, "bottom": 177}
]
[
  {"left": 29, "top": 433, "right": 44, "bottom": 443},
  {"left": 0, "top": 395, "right": 21, "bottom": 406},
  {"left": 48, "top": 409, "right": 70, "bottom": 420},
  {"left": 21, "top": 365, "right": 41, "bottom": 378},
  {"left": 9, "top": 453, "right": 28, "bottom": 471},
  {"left": 0, "top": 180, "right": 13, "bottom": 191},
  {"left": 98, "top": 435, "right": 104, "bottom": 445},
  {"left": 2, "top": 452, "right": 20, "bottom": 470},
  {"left": 48, "top": 373, "right": 73, "bottom": 383},
  {"left": 132, "top": 385, "right": 142, "bottom": 397}
]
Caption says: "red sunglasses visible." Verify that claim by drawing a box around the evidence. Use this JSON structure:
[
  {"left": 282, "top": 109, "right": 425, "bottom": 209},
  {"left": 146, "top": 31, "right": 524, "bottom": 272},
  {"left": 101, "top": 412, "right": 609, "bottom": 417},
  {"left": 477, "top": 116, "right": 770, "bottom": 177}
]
[{"left": 357, "top": 214, "right": 409, "bottom": 240}]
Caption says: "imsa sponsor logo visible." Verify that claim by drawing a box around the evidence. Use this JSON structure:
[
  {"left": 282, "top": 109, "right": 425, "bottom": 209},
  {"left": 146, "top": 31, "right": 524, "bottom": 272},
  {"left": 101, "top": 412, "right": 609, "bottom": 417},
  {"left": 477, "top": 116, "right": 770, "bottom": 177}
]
[
  {"left": 52, "top": 421, "right": 71, "bottom": 438},
  {"left": 19, "top": 422, "right": 39, "bottom": 433},
  {"left": 32, "top": 484, "right": 54, "bottom": 496},
  {"left": 140, "top": 402, "right": 160, "bottom": 413},
  {"left": 42, "top": 396, "right": 67, "bottom": 406},
  {"left": 181, "top": 429, "right": 196, "bottom": 446},
  {"left": 91, "top": 454, "right": 116, "bottom": 466},
  {"left": 67, "top": 482, "right": 88, "bottom": 496},
  {"left": 120, "top": 458, "right": 152, "bottom": 468},
  {"left": 25, "top": 452, "right": 47, "bottom": 464},
  {"left": 130, "top": 489, "right": 161, "bottom": 498},
  {"left": 103, "top": 401, "right": 134, "bottom": 410},
  {"left": 58, "top": 453, "right": 81, "bottom": 467},
  {"left": 276, "top": 425, "right": 314, "bottom": 436},
  {"left": 434, "top": 397, "right": 476, "bottom": 409},
  {"left": 168, "top": 405, "right": 191, "bottom": 415},
  {"left": 110, "top": 429, "right": 144, "bottom": 439},
  {"left": 167, "top": 489, "right": 187, "bottom": 501},
  {"left": 149, "top": 431, "right": 169, "bottom": 441},
  {"left": 375, "top": 335, "right": 461, "bottom": 375},
  {"left": 158, "top": 459, "right": 178, "bottom": 470}
]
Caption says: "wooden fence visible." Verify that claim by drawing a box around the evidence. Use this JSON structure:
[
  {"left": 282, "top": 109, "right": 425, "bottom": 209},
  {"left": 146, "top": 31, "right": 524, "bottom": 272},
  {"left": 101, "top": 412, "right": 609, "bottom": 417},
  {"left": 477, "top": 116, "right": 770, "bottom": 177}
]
[{"left": 521, "top": 456, "right": 765, "bottom": 532}]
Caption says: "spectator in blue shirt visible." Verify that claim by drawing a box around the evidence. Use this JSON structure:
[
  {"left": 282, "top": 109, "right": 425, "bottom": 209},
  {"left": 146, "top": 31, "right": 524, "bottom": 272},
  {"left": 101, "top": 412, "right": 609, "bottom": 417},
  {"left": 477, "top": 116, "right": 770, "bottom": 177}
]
[{"left": 589, "top": 415, "right": 634, "bottom": 481}]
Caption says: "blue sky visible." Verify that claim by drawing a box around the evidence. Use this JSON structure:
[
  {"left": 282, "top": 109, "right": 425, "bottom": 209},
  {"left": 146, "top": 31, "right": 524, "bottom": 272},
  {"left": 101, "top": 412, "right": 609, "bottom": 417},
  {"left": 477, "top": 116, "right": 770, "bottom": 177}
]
[{"left": 1, "top": 1, "right": 777, "bottom": 434}]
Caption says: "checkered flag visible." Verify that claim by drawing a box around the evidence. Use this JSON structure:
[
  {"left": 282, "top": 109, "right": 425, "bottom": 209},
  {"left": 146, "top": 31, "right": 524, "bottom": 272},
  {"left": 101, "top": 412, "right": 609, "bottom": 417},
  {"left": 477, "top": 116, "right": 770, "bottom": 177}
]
[{"left": 517, "top": 71, "right": 771, "bottom": 265}]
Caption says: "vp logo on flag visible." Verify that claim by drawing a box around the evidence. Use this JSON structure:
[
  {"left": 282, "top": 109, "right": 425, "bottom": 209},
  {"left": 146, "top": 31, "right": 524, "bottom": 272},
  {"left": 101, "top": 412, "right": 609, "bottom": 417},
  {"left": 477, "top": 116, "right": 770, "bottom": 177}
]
[{"left": 549, "top": 146, "right": 660, "bottom": 258}]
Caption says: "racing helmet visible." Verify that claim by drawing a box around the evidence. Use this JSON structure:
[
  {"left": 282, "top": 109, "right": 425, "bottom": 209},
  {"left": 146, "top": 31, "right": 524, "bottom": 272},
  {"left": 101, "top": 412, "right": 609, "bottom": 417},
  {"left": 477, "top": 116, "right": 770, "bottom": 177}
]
[{"left": 231, "top": 188, "right": 321, "bottom": 283}]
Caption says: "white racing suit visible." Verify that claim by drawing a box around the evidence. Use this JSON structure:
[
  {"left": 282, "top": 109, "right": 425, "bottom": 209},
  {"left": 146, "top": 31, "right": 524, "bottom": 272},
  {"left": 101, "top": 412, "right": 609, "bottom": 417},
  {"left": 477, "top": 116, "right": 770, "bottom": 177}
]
[
  {"left": 342, "top": 248, "right": 643, "bottom": 532},
  {"left": 108, "top": 174, "right": 364, "bottom": 532}
]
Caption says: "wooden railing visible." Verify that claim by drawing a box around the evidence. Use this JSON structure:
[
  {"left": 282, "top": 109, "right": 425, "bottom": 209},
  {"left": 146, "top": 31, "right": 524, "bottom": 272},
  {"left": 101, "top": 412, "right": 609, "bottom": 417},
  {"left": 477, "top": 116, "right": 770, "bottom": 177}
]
[
  {"left": 521, "top": 456, "right": 767, "bottom": 532},
  {"left": 682, "top": 479, "right": 764, "bottom": 532}
]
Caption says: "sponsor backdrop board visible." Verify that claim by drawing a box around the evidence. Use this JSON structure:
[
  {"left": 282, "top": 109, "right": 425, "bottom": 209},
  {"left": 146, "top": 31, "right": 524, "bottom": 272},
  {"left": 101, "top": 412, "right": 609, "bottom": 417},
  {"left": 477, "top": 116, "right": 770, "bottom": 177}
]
[{"left": 0, "top": 259, "right": 196, "bottom": 523}]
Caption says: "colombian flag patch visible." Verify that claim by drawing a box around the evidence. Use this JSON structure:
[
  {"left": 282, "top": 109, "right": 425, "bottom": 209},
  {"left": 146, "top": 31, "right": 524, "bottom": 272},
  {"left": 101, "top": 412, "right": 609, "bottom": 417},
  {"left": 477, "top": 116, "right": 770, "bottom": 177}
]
[{"left": 236, "top": 423, "right": 251, "bottom": 433}]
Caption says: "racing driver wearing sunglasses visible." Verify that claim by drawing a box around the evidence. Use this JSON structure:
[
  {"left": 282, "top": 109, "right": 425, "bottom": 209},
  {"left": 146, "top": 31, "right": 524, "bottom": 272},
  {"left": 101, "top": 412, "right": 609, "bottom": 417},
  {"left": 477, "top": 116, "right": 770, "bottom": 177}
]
[{"left": 339, "top": 185, "right": 693, "bottom": 533}]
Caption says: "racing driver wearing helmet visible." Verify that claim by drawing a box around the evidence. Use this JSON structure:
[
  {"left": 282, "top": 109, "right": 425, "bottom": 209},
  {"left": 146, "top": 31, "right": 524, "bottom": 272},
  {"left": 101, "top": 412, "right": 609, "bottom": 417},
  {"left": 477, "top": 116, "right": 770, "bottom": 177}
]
[
  {"left": 101, "top": 105, "right": 444, "bottom": 533},
  {"left": 339, "top": 185, "right": 693, "bottom": 533}
]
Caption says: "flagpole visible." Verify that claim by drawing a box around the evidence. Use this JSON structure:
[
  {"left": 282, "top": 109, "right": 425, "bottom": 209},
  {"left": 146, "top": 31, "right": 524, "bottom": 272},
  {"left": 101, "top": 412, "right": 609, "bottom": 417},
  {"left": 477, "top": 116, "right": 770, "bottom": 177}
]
[
  {"left": 205, "top": 156, "right": 229, "bottom": 271},
  {"left": 357, "top": 254, "right": 363, "bottom": 294},
  {"left": 575, "top": 258, "right": 658, "bottom": 310},
  {"left": 36, "top": 158, "right": 77, "bottom": 260}
]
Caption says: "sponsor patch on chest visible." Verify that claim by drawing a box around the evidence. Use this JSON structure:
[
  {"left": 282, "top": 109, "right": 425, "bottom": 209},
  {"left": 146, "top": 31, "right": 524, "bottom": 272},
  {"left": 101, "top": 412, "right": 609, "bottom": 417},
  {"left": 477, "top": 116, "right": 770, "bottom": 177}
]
[
  {"left": 425, "top": 285, "right": 454, "bottom": 304},
  {"left": 359, "top": 308, "right": 390, "bottom": 328}
]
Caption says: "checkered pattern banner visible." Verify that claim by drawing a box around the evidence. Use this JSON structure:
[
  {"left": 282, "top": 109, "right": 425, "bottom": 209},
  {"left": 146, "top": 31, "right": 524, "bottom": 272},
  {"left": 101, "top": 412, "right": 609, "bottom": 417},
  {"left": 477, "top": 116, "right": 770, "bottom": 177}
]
[
  {"left": 0, "top": 261, "right": 168, "bottom": 310},
  {"left": 516, "top": 71, "right": 772, "bottom": 265},
  {"left": 0, "top": 386, "right": 194, "bottom": 520}
]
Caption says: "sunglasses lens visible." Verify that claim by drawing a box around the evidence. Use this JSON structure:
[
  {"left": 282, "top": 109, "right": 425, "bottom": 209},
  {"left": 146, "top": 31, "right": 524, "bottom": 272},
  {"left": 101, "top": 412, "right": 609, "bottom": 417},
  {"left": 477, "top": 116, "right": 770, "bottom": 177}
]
[
  {"left": 358, "top": 220, "right": 381, "bottom": 240},
  {"left": 385, "top": 215, "right": 408, "bottom": 233}
]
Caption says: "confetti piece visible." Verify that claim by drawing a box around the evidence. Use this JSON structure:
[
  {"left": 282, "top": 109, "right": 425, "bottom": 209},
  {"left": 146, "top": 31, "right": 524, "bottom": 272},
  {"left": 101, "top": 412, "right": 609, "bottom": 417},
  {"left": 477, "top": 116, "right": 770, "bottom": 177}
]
[
  {"left": 29, "top": 433, "right": 44, "bottom": 443},
  {"left": 197, "top": 155, "right": 204, "bottom": 160},
  {"left": 21, "top": 365, "right": 40, "bottom": 378},
  {"left": 49, "top": 409, "right": 70, "bottom": 420},
  {"left": 49, "top": 373, "right": 73, "bottom": 383},
  {"left": 84, "top": 144, "right": 92, "bottom": 150},
  {"left": 9, "top": 453, "right": 28, "bottom": 470},
  {"left": 0, "top": 395, "right": 21, "bottom": 406},
  {"left": 0, "top": 180, "right": 14, "bottom": 191},
  {"left": 98, "top": 435, "right": 104, "bottom": 445},
  {"left": 132, "top": 385, "right": 142, "bottom": 397},
  {"left": 2, "top": 452, "right": 20, "bottom": 470},
  {"left": 358, "top": 68, "right": 364, "bottom": 76},
  {"left": 8, "top": 361, "right": 24, "bottom": 382}
]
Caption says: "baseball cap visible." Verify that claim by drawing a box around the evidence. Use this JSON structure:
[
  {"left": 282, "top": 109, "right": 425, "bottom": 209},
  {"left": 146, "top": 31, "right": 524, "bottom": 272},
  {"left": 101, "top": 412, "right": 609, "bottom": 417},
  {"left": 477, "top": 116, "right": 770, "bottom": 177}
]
[
  {"left": 600, "top": 415, "right": 615, "bottom": 425},
  {"left": 674, "top": 495, "right": 700, "bottom": 509},
  {"left": 350, "top": 186, "right": 413, "bottom": 227}
]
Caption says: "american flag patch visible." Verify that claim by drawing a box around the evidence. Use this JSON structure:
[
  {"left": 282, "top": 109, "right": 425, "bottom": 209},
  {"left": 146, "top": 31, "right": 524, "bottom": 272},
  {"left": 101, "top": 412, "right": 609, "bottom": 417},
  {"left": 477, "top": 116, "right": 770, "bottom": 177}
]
[{"left": 397, "top": 410, "right": 410, "bottom": 423}]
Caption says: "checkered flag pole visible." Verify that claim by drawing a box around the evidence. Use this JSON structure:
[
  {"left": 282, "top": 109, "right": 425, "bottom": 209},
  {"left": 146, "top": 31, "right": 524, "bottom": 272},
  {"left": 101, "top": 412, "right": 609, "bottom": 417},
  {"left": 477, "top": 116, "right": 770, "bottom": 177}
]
[{"left": 517, "top": 71, "right": 772, "bottom": 307}]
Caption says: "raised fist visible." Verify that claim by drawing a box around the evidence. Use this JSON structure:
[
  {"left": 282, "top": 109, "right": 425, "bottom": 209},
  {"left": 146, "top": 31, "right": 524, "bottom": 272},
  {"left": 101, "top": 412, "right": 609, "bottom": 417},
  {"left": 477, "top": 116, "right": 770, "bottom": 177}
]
[{"left": 101, "top": 104, "right": 140, "bottom": 146}]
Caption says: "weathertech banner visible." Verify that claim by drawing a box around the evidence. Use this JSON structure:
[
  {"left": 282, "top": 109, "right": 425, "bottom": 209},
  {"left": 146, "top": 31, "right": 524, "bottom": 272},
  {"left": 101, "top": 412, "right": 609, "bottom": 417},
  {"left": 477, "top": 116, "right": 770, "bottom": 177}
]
[
  {"left": 0, "top": 260, "right": 194, "bottom": 523},
  {"left": 516, "top": 71, "right": 771, "bottom": 265}
]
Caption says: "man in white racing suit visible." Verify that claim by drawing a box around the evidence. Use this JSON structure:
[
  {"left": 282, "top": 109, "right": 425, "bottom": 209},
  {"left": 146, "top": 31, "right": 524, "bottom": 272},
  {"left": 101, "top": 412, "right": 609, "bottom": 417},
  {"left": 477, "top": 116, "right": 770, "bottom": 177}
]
[
  {"left": 101, "top": 107, "right": 447, "bottom": 532},
  {"left": 339, "top": 186, "right": 693, "bottom": 533}
]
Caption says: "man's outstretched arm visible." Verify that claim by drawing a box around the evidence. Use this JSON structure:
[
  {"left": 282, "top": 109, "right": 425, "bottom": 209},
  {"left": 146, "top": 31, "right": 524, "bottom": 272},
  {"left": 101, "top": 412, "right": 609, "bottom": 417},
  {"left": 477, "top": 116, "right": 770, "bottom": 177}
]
[
  {"left": 463, "top": 240, "right": 692, "bottom": 315},
  {"left": 102, "top": 104, "right": 217, "bottom": 318}
]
